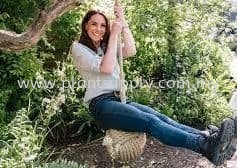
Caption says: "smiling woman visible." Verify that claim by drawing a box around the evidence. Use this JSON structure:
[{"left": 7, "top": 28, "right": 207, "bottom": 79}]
[
  {"left": 85, "top": 14, "right": 106, "bottom": 47},
  {"left": 71, "top": 1, "right": 237, "bottom": 166},
  {"left": 78, "top": 10, "right": 110, "bottom": 55}
]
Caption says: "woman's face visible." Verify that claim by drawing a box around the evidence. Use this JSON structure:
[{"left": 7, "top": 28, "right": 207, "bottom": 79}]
[{"left": 85, "top": 14, "right": 106, "bottom": 45}]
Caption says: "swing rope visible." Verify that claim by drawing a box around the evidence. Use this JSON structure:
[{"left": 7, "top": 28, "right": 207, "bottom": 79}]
[{"left": 102, "top": 0, "right": 146, "bottom": 162}]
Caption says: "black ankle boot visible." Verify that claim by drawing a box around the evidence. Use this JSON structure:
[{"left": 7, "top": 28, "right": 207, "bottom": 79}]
[
  {"left": 203, "top": 121, "right": 237, "bottom": 160},
  {"left": 200, "top": 118, "right": 235, "bottom": 166}
]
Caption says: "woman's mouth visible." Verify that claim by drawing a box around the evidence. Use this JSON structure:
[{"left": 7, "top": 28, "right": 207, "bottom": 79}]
[{"left": 92, "top": 32, "right": 101, "bottom": 38}]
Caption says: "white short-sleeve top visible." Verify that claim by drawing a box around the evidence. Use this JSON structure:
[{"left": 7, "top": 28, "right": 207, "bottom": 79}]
[{"left": 71, "top": 41, "right": 121, "bottom": 105}]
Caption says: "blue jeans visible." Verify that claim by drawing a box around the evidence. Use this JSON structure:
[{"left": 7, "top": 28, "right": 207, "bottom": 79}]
[{"left": 89, "top": 92, "right": 205, "bottom": 153}]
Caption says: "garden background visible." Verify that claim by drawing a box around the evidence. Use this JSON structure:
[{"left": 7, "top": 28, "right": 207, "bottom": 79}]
[{"left": 1, "top": 0, "right": 237, "bottom": 167}]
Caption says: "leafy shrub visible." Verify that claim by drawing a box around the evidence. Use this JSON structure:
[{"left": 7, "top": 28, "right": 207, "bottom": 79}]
[
  {"left": 123, "top": 0, "right": 235, "bottom": 127},
  {"left": 0, "top": 108, "right": 43, "bottom": 168}
]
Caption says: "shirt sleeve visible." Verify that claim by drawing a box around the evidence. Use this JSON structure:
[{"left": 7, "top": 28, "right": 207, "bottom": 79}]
[{"left": 71, "top": 42, "right": 102, "bottom": 73}]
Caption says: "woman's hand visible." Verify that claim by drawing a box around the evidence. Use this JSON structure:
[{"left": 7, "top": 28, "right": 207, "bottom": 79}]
[
  {"left": 114, "top": 2, "right": 136, "bottom": 58},
  {"left": 111, "top": 18, "right": 123, "bottom": 35},
  {"left": 114, "top": 5, "right": 124, "bottom": 19},
  {"left": 114, "top": 4, "right": 128, "bottom": 29}
]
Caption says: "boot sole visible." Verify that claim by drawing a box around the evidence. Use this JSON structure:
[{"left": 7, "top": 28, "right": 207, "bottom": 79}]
[
  {"left": 225, "top": 143, "right": 236, "bottom": 160},
  {"left": 212, "top": 118, "right": 235, "bottom": 166},
  {"left": 234, "top": 116, "right": 237, "bottom": 137},
  {"left": 225, "top": 116, "right": 237, "bottom": 160}
]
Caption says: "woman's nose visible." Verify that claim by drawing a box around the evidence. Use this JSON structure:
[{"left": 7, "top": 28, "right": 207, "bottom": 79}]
[{"left": 96, "top": 26, "right": 102, "bottom": 31}]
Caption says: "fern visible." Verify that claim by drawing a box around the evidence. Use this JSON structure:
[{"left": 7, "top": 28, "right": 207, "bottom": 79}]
[{"left": 0, "top": 108, "right": 43, "bottom": 168}]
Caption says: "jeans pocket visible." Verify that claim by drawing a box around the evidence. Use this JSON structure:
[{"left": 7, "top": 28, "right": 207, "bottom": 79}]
[{"left": 89, "top": 98, "right": 103, "bottom": 118}]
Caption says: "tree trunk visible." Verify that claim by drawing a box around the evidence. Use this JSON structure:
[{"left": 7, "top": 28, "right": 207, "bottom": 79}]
[{"left": 0, "top": 0, "right": 85, "bottom": 52}]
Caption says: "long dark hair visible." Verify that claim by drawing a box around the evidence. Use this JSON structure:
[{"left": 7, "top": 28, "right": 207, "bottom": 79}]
[{"left": 79, "top": 10, "right": 110, "bottom": 53}]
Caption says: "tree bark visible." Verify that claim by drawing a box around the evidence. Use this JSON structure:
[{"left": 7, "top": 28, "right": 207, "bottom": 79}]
[{"left": 0, "top": 0, "right": 85, "bottom": 52}]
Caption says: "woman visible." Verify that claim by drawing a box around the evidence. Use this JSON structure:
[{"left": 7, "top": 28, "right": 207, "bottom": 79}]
[{"left": 72, "top": 5, "right": 237, "bottom": 166}]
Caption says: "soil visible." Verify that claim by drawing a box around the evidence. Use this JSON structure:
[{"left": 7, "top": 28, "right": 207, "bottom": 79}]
[{"left": 48, "top": 136, "right": 237, "bottom": 168}]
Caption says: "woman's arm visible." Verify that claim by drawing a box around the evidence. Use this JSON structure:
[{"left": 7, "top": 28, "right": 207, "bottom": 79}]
[
  {"left": 121, "top": 20, "right": 136, "bottom": 58},
  {"left": 114, "top": 5, "right": 136, "bottom": 58},
  {"left": 100, "top": 19, "right": 122, "bottom": 74}
]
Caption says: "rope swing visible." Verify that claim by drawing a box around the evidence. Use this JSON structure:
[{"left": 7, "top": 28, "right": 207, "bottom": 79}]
[{"left": 102, "top": 0, "right": 146, "bottom": 162}]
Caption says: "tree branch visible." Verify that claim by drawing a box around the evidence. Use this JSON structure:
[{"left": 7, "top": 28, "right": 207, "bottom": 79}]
[{"left": 0, "top": 0, "right": 85, "bottom": 52}]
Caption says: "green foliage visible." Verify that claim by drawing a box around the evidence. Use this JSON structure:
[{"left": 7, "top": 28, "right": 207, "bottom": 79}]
[
  {"left": 128, "top": 84, "right": 160, "bottom": 106},
  {"left": 42, "top": 2, "right": 94, "bottom": 64},
  {"left": 39, "top": 159, "right": 88, "bottom": 168},
  {"left": 0, "top": 0, "right": 51, "bottom": 32},
  {"left": 0, "top": 0, "right": 95, "bottom": 167},
  {"left": 123, "top": 0, "right": 234, "bottom": 126},
  {"left": 0, "top": 49, "right": 44, "bottom": 122},
  {"left": 0, "top": 0, "right": 236, "bottom": 167},
  {"left": 0, "top": 124, "right": 9, "bottom": 147},
  {"left": 40, "top": 60, "right": 98, "bottom": 144},
  {"left": 0, "top": 108, "right": 43, "bottom": 168},
  {"left": 0, "top": 50, "right": 42, "bottom": 80},
  {"left": 123, "top": 0, "right": 169, "bottom": 79}
]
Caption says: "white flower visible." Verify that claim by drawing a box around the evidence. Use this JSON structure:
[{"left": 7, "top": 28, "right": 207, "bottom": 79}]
[
  {"left": 36, "top": 71, "right": 43, "bottom": 80},
  {"left": 57, "top": 94, "right": 66, "bottom": 104},
  {"left": 42, "top": 98, "right": 50, "bottom": 106},
  {"left": 56, "top": 70, "right": 65, "bottom": 78}
]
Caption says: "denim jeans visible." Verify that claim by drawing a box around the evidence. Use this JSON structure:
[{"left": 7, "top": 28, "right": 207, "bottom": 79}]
[{"left": 89, "top": 92, "right": 205, "bottom": 153}]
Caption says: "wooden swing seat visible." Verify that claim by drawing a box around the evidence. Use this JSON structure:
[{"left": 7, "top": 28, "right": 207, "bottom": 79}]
[{"left": 103, "top": 129, "right": 146, "bottom": 162}]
